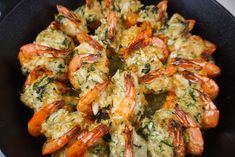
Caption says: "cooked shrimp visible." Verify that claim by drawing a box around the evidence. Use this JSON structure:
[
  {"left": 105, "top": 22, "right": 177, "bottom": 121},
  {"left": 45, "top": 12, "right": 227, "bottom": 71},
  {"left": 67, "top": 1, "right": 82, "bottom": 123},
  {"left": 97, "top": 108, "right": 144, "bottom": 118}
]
[
  {"left": 202, "top": 40, "right": 217, "bottom": 57},
  {"left": 163, "top": 91, "right": 177, "bottom": 109},
  {"left": 194, "top": 89, "right": 219, "bottom": 129},
  {"left": 108, "top": 12, "right": 117, "bottom": 40},
  {"left": 42, "top": 125, "right": 80, "bottom": 155},
  {"left": 115, "top": 73, "right": 137, "bottom": 119},
  {"left": 68, "top": 54, "right": 98, "bottom": 90},
  {"left": 125, "top": 12, "right": 139, "bottom": 27},
  {"left": 66, "top": 124, "right": 109, "bottom": 157},
  {"left": 182, "top": 71, "right": 219, "bottom": 99},
  {"left": 24, "top": 66, "right": 52, "bottom": 85},
  {"left": 186, "top": 20, "right": 196, "bottom": 32},
  {"left": 151, "top": 37, "right": 169, "bottom": 61},
  {"left": 124, "top": 126, "right": 134, "bottom": 157},
  {"left": 139, "top": 66, "right": 177, "bottom": 83},
  {"left": 76, "top": 33, "right": 104, "bottom": 51},
  {"left": 28, "top": 100, "right": 64, "bottom": 137},
  {"left": 55, "top": 5, "right": 87, "bottom": 36},
  {"left": 77, "top": 79, "right": 110, "bottom": 115},
  {"left": 56, "top": 5, "right": 81, "bottom": 28},
  {"left": 120, "top": 24, "right": 153, "bottom": 58},
  {"left": 18, "top": 43, "right": 67, "bottom": 65},
  {"left": 157, "top": 0, "right": 168, "bottom": 22},
  {"left": 168, "top": 120, "right": 185, "bottom": 157},
  {"left": 172, "top": 58, "right": 221, "bottom": 77},
  {"left": 175, "top": 108, "right": 204, "bottom": 155},
  {"left": 86, "top": 0, "right": 92, "bottom": 9},
  {"left": 104, "top": 0, "right": 112, "bottom": 8}
]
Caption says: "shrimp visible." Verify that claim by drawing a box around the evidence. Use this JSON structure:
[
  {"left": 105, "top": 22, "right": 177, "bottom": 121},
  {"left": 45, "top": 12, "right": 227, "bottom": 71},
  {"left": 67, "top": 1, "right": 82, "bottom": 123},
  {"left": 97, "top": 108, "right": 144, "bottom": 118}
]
[
  {"left": 186, "top": 20, "right": 196, "bottom": 32},
  {"left": 151, "top": 37, "right": 169, "bottom": 62},
  {"left": 163, "top": 91, "right": 177, "bottom": 109},
  {"left": 108, "top": 12, "right": 117, "bottom": 40},
  {"left": 18, "top": 43, "right": 68, "bottom": 65},
  {"left": 125, "top": 12, "right": 139, "bottom": 27},
  {"left": 124, "top": 126, "right": 134, "bottom": 157},
  {"left": 157, "top": 0, "right": 168, "bottom": 22},
  {"left": 172, "top": 58, "right": 221, "bottom": 77},
  {"left": 168, "top": 120, "right": 185, "bottom": 157},
  {"left": 194, "top": 89, "right": 219, "bottom": 129},
  {"left": 42, "top": 125, "right": 80, "bottom": 155},
  {"left": 76, "top": 33, "right": 104, "bottom": 51},
  {"left": 202, "top": 40, "right": 217, "bottom": 57},
  {"left": 182, "top": 71, "right": 219, "bottom": 99},
  {"left": 68, "top": 54, "right": 98, "bottom": 90},
  {"left": 175, "top": 108, "right": 204, "bottom": 155},
  {"left": 28, "top": 100, "right": 64, "bottom": 137},
  {"left": 104, "top": 0, "right": 112, "bottom": 8},
  {"left": 115, "top": 73, "right": 137, "bottom": 119},
  {"left": 120, "top": 23, "right": 153, "bottom": 58},
  {"left": 139, "top": 66, "right": 177, "bottom": 83},
  {"left": 86, "top": 0, "right": 92, "bottom": 9},
  {"left": 77, "top": 79, "right": 110, "bottom": 115},
  {"left": 66, "top": 124, "right": 109, "bottom": 157},
  {"left": 56, "top": 5, "right": 81, "bottom": 27},
  {"left": 24, "top": 66, "right": 52, "bottom": 86}
]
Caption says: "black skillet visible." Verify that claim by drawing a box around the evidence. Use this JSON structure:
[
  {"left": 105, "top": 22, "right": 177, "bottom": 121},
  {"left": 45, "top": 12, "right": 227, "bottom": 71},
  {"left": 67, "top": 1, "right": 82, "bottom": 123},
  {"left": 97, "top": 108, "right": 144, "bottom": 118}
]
[{"left": 0, "top": 0, "right": 234, "bottom": 156}]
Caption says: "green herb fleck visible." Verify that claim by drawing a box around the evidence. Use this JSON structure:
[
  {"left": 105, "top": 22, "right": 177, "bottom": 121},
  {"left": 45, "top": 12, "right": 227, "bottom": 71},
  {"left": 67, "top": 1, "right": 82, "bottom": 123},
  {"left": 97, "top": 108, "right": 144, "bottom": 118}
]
[{"left": 142, "top": 63, "right": 151, "bottom": 74}]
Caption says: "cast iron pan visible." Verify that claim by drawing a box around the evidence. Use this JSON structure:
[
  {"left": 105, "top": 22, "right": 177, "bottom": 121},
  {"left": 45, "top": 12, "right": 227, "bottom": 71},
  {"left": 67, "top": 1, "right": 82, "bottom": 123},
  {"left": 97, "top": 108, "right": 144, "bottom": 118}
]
[{"left": 0, "top": 0, "right": 234, "bottom": 156}]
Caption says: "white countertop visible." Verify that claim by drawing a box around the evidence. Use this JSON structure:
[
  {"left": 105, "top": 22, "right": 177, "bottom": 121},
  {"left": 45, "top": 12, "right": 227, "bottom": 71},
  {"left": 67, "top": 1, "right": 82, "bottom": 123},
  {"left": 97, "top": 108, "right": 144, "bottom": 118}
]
[{"left": 217, "top": 0, "right": 235, "bottom": 16}]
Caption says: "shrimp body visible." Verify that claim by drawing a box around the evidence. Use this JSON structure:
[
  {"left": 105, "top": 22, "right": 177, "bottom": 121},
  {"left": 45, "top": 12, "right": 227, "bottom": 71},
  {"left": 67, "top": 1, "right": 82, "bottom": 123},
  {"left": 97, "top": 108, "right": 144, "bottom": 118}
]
[
  {"left": 21, "top": 67, "right": 68, "bottom": 111},
  {"left": 42, "top": 125, "right": 80, "bottom": 155},
  {"left": 115, "top": 73, "right": 137, "bottom": 120},
  {"left": 168, "top": 120, "right": 185, "bottom": 157},
  {"left": 168, "top": 35, "right": 216, "bottom": 61},
  {"left": 35, "top": 27, "right": 75, "bottom": 51},
  {"left": 111, "top": 71, "right": 146, "bottom": 123},
  {"left": 18, "top": 43, "right": 69, "bottom": 79},
  {"left": 182, "top": 71, "right": 219, "bottom": 99},
  {"left": 77, "top": 79, "right": 110, "bottom": 115},
  {"left": 55, "top": 5, "right": 88, "bottom": 36},
  {"left": 66, "top": 124, "right": 109, "bottom": 157},
  {"left": 195, "top": 89, "right": 219, "bottom": 129},
  {"left": 28, "top": 101, "right": 64, "bottom": 137},
  {"left": 172, "top": 58, "right": 221, "bottom": 77},
  {"left": 175, "top": 108, "right": 204, "bottom": 155},
  {"left": 109, "top": 123, "right": 147, "bottom": 157}
]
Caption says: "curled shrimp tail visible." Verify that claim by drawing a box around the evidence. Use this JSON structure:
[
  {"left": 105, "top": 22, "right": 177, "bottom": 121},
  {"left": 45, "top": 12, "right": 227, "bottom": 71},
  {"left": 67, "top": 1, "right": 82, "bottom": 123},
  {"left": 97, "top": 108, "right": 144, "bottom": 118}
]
[
  {"left": 77, "top": 79, "right": 110, "bottom": 115},
  {"left": 172, "top": 58, "right": 221, "bottom": 77},
  {"left": 175, "top": 108, "right": 204, "bottom": 155},
  {"left": 139, "top": 66, "right": 177, "bottom": 83},
  {"left": 56, "top": 5, "right": 81, "bottom": 26},
  {"left": 163, "top": 91, "right": 177, "bottom": 109},
  {"left": 202, "top": 40, "right": 217, "bottom": 57},
  {"left": 25, "top": 66, "right": 52, "bottom": 85},
  {"left": 151, "top": 37, "right": 169, "bottom": 61},
  {"left": 124, "top": 126, "right": 134, "bottom": 157},
  {"left": 28, "top": 101, "right": 64, "bottom": 137},
  {"left": 115, "top": 73, "right": 136, "bottom": 119},
  {"left": 120, "top": 24, "right": 153, "bottom": 58},
  {"left": 185, "top": 128, "right": 204, "bottom": 155},
  {"left": 182, "top": 71, "right": 219, "bottom": 99},
  {"left": 168, "top": 120, "right": 185, "bottom": 157},
  {"left": 186, "top": 20, "right": 196, "bottom": 32},
  {"left": 66, "top": 124, "right": 109, "bottom": 157},
  {"left": 157, "top": 0, "right": 168, "bottom": 22},
  {"left": 76, "top": 33, "right": 104, "bottom": 51},
  {"left": 18, "top": 43, "right": 68, "bottom": 63},
  {"left": 108, "top": 12, "right": 117, "bottom": 40},
  {"left": 195, "top": 89, "right": 219, "bottom": 129},
  {"left": 42, "top": 125, "right": 80, "bottom": 155}
]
